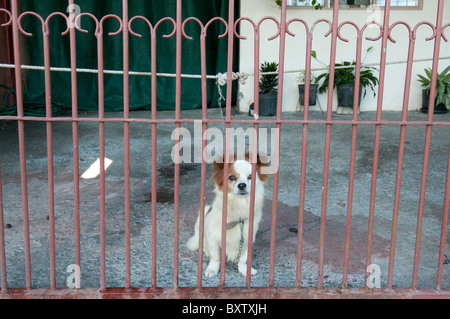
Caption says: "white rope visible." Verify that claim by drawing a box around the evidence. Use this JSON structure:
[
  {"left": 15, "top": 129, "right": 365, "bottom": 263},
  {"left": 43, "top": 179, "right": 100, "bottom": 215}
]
[
  {"left": 0, "top": 63, "right": 218, "bottom": 78},
  {"left": 216, "top": 72, "right": 248, "bottom": 86},
  {"left": 215, "top": 72, "right": 249, "bottom": 116},
  {"left": 253, "top": 56, "right": 450, "bottom": 76},
  {"left": 1, "top": 56, "right": 448, "bottom": 113},
  {"left": 1, "top": 56, "right": 448, "bottom": 81}
]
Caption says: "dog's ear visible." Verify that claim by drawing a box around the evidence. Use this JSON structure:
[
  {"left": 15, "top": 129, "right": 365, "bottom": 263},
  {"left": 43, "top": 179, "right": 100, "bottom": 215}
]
[
  {"left": 212, "top": 157, "right": 225, "bottom": 186},
  {"left": 256, "top": 154, "right": 271, "bottom": 182},
  {"left": 213, "top": 159, "right": 224, "bottom": 171}
]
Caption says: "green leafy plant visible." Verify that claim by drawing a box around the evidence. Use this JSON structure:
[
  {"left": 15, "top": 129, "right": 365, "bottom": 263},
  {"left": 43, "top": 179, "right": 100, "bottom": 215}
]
[
  {"left": 259, "top": 61, "right": 279, "bottom": 94},
  {"left": 313, "top": 47, "right": 379, "bottom": 99},
  {"left": 417, "top": 66, "right": 450, "bottom": 107},
  {"left": 315, "top": 61, "right": 379, "bottom": 98}
]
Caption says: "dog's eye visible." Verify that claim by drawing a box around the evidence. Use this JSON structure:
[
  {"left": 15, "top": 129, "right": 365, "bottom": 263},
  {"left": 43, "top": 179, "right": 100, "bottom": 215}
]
[
  {"left": 247, "top": 175, "right": 252, "bottom": 180},
  {"left": 228, "top": 175, "right": 236, "bottom": 181}
]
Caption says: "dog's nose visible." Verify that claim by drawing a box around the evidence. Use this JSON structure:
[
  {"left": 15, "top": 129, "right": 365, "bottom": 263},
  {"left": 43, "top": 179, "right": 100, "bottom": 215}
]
[{"left": 238, "top": 183, "right": 247, "bottom": 190}]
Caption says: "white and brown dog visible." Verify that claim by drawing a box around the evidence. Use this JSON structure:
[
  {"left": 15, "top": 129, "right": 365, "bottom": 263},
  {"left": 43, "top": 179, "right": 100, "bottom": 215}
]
[{"left": 187, "top": 153, "right": 270, "bottom": 277}]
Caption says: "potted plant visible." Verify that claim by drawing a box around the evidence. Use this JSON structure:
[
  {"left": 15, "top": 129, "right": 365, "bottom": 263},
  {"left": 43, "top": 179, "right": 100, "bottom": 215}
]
[
  {"left": 297, "top": 70, "right": 319, "bottom": 107},
  {"left": 417, "top": 66, "right": 450, "bottom": 114},
  {"left": 258, "top": 61, "right": 279, "bottom": 116},
  {"left": 313, "top": 48, "right": 379, "bottom": 113}
]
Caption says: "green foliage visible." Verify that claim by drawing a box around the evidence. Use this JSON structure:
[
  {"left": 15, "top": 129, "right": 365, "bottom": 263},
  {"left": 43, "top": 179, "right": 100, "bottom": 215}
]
[
  {"left": 315, "top": 61, "right": 379, "bottom": 98},
  {"left": 259, "top": 61, "right": 279, "bottom": 94},
  {"left": 417, "top": 65, "right": 450, "bottom": 107},
  {"left": 312, "top": 47, "right": 379, "bottom": 99}
]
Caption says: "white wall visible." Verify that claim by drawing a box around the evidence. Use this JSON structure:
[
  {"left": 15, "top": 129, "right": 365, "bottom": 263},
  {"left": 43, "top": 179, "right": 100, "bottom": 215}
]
[{"left": 237, "top": 0, "right": 450, "bottom": 113}]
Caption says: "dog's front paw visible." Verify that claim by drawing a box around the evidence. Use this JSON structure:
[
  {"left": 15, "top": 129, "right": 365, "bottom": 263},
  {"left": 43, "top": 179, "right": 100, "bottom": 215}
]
[
  {"left": 205, "top": 261, "right": 220, "bottom": 278},
  {"left": 238, "top": 263, "right": 258, "bottom": 276}
]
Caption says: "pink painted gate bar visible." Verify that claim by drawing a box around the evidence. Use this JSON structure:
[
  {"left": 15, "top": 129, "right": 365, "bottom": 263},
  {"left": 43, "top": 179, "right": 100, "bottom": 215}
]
[{"left": 0, "top": 0, "right": 449, "bottom": 298}]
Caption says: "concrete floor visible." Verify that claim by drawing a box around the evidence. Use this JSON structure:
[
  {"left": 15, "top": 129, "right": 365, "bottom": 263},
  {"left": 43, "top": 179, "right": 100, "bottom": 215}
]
[{"left": 0, "top": 108, "right": 449, "bottom": 290}]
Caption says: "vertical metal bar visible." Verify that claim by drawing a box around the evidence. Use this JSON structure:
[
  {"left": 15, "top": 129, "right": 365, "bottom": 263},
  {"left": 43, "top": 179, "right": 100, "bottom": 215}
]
[
  {"left": 173, "top": 0, "right": 182, "bottom": 289},
  {"left": 150, "top": 26, "right": 158, "bottom": 290},
  {"left": 268, "top": 0, "right": 287, "bottom": 289},
  {"left": 365, "top": 0, "right": 390, "bottom": 288},
  {"left": 342, "top": 27, "right": 362, "bottom": 289},
  {"left": 296, "top": 26, "right": 313, "bottom": 289},
  {"left": 245, "top": 135, "right": 258, "bottom": 288},
  {"left": 436, "top": 144, "right": 450, "bottom": 291},
  {"left": 245, "top": 22, "right": 261, "bottom": 289},
  {"left": 317, "top": 0, "right": 339, "bottom": 290},
  {"left": 253, "top": 26, "right": 260, "bottom": 121},
  {"left": 68, "top": 0, "right": 81, "bottom": 285},
  {"left": 219, "top": 0, "right": 235, "bottom": 288},
  {"left": 97, "top": 29, "right": 106, "bottom": 291},
  {"left": 0, "top": 162, "right": 7, "bottom": 292},
  {"left": 219, "top": 125, "right": 230, "bottom": 287},
  {"left": 412, "top": 0, "right": 444, "bottom": 290},
  {"left": 122, "top": 0, "right": 131, "bottom": 289},
  {"left": 387, "top": 28, "right": 416, "bottom": 290},
  {"left": 11, "top": 0, "right": 32, "bottom": 291},
  {"left": 42, "top": 20, "right": 56, "bottom": 291},
  {"left": 196, "top": 26, "right": 207, "bottom": 289},
  {"left": 0, "top": 0, "right": 14, "bottom": 107},
  {"left": 196, "top": 135, "right": 207, "bottom": 287}
]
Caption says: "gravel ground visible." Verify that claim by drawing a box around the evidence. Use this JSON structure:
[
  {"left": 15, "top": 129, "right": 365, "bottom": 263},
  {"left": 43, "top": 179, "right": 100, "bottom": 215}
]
[{"left": 0, "top": 108, "right": 449, "bottom": 290}]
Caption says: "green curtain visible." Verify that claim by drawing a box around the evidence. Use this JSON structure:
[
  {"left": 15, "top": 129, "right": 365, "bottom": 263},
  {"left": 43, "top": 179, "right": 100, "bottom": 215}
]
[{"left": 20, "top": 0, "right": 238, "bottom": 112}]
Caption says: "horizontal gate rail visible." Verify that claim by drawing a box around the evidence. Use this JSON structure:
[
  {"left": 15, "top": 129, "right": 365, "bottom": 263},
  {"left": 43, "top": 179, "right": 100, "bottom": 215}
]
[
  {"left": 2, "top": 115, "right": 450, "bottom": 126},
  {"left": 1, "top": 287, "right": 450, "bottom": 299}
]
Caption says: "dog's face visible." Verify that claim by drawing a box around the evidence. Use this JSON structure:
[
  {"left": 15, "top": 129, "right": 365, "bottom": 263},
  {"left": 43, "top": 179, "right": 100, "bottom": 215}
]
[
  {"left": 227, "top": 159, "right": 253, "bottom": 196},
  {"left": 212, "top": 154, "right": 270, "bottom": 195}
]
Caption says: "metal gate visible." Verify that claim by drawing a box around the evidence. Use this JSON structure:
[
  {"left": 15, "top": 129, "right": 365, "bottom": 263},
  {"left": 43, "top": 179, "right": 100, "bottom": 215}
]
[{"left": 0, "top": 0, "right": 449, "bottom": 298}]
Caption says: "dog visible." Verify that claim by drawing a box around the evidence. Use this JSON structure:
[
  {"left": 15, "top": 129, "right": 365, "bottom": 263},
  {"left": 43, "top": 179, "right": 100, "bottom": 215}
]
[{"left": 186, "top": 153, "right": 270, "bottom": 277}]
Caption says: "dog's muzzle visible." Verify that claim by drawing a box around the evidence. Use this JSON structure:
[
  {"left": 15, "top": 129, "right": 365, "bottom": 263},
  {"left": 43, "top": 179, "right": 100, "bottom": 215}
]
[{"left": 237, "top": 183, "right": 248, "bottom": 195}]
